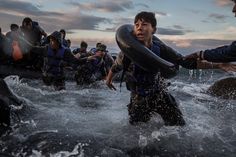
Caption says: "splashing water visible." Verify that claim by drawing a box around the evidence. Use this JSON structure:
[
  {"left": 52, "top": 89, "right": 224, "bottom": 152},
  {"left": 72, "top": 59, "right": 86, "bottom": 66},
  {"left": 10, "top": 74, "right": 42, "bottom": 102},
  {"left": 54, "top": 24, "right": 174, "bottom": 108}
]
[{"left": 0, "top": 69, "right": 236, "bottom": 157}]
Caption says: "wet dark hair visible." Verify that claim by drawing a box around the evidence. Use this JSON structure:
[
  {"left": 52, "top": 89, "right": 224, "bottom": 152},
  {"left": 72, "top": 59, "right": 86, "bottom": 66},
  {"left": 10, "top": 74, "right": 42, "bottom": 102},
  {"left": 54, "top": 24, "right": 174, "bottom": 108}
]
[
  {"left": 10, "top": 24, "right": 19, "bottom": 31},
  {"left": 60, "top": 29, "right": 66, "bottom": 34},
  {"left": 97, "top": 44, "right": 106, "bottom": 51},
  {"left": 22, "top": 17, "right": 32, "bottom": 26},
  {"left": 80, "top": 41, "right": 88, "bottom": 48},
  {"left": 134, "top": 11, "right": 157, "bottom": 28},
  {"left": 96, "top": 42, "right": 101, "bottom": 47}
]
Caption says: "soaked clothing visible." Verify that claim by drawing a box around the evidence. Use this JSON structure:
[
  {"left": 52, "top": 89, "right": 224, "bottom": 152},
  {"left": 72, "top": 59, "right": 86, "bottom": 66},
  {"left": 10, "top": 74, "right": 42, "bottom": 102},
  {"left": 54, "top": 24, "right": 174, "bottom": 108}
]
[
  {"left": 75, "top": 52, "right": 114, "bottom": 85},
  {"left": 0, "top": 34, "right": 12, "bottom": 64},
  {"left": 111, "top": 40, "right": 197, "bottom": 125},
  {"left": 30, "top": 45, "right": 88, "bottom": 89},
  {"left": 20, "top": 25, "right": 43, "bottom": 46},
  {"left": 1, "top": 30, "right": 42, "bottom": 68},
  {"left": 0, "top": 96, "right": 10, "bottom": 126},
  {"left": 128, "top": 89, "right": 185, "bottom": 125},
  {"left": 42, "top": 46, "right": 66, "bottom": 90},
  {"left": 75, "top": 56, "right": 107, "bottom": 85},
  {"left": 202, "top": 41, "right": 236, "bottom": 62},
  {"left": 72, "top": 48, "right": 87, "bottom": 55},
  {"left": 42, "top": 75, "right": 66, "bottom": 90},
  {"left": 103, "top": 52, "right": 114, "bottom": 74},
  {"left": 62, "top": 39, "right": 69, "bottom": 48}
]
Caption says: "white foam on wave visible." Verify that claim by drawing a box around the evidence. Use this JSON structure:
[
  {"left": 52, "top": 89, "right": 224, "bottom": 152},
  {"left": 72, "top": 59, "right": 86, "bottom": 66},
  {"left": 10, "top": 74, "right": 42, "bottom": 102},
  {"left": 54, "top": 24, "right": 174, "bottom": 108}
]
[
  {"left": 50, "top": 143, "right": 88, "bottom": 157},
  {"left": 12, "top": 142, "right": 88, "bottom": 157},
  {"left": 4, "top": 75, "right": 24, "bottom": 85},
  {"left": 170, "top": 80, "right": 210, "bottom": 97}
]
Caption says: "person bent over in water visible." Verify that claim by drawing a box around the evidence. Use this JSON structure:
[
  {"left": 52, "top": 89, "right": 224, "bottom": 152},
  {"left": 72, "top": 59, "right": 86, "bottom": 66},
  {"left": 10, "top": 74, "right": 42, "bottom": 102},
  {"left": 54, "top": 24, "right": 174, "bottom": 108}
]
[
  {"left": 73, "top": 41, "right": 89, "bottom": 58},
  {"left": 106, "top": 11, "right": 236, "bottom": 126},
  {"left": 75, "top": 44, "right": 110, "bottom": 85}
]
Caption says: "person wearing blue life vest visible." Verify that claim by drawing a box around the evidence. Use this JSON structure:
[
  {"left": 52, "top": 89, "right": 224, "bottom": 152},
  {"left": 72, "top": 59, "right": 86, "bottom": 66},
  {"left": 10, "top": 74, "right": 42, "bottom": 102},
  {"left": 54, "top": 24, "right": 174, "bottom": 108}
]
[
  {"left": 184, "top": 0, "right": 236, "bottom": 65},
  {"left": 106, "top": 11, "right": 236, "bottom": 126},
  {"left": 27, "top": 31, "right": 96, "bottom": 90}
]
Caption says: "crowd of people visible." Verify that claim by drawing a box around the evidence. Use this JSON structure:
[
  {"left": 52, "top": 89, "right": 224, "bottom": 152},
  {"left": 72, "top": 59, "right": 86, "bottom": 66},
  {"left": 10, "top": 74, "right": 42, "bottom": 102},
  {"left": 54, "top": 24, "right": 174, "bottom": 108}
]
[
  {"left": 1, "top": 0, "right": 236, "bottom": 127},
  {"left": 0, "top": 17, "right": 114, "bottom": 90}
]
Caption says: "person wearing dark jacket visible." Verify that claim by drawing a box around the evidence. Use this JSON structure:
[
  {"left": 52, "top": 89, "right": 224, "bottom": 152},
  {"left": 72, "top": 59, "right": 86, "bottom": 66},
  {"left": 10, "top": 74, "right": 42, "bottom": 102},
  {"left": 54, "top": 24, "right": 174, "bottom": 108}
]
[
  {"left": 184, "top": 0, "right": 236, "bottom": 65},
  {"left": 6, "top": 24, "right": 19, "bottom": 41},
  {"left": 106, "top": 11, "right": 235, "bottom": 126},
  {"left": 29, "top": 31, "right": 95, "bottom": 90},
  {"left": 20, "top": 17, "right": 46, "bottom": 46},
  {"left": 74, "top": 44, "right": 111, "bottom": 85},
  {"left": 0, "top": 29, "right": 13, "bottom": 64},
  {"left": 73, "top": 41, "right": 89, "bottom": 57},
  {"left": 59, "top": 29, "right": 69, "bottom": 48}
]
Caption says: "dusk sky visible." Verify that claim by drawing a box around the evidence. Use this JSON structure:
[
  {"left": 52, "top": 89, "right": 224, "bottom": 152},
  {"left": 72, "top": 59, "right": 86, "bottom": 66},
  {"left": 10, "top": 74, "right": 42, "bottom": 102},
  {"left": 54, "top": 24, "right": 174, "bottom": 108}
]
[{"left": 0, "top": 0, "right": 235, "bottom": 54}]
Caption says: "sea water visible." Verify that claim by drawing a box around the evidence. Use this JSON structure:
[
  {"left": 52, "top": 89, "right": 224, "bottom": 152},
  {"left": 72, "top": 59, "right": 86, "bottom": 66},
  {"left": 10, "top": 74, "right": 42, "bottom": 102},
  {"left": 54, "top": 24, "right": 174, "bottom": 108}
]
[{"left": 0, "top": 67, "right": 235, "bottom": 157}]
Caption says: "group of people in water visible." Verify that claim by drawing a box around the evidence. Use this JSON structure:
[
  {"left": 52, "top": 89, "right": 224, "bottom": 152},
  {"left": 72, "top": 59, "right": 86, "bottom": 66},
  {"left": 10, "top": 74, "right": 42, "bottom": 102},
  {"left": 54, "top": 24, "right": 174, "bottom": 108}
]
[
  {"left": 0, "top": 17, "right": 115, "bottom": 90},
  {"left": 0, "top": 0, "right": 236, "bottom": 127}
]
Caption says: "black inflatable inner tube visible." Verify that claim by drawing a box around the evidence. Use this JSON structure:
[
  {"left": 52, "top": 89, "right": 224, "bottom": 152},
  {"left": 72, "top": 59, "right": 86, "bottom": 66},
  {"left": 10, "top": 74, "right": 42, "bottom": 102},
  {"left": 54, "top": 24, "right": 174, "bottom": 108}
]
[{"left": 116, "top": 24, "right": 178, "bottom": 79}]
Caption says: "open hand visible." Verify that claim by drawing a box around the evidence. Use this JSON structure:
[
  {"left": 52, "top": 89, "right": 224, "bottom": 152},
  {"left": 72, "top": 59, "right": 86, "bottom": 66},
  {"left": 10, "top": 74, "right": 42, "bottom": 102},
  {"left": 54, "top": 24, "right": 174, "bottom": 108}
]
[{"left": 219, "top": 63, "right": 236, "bottom": 72}]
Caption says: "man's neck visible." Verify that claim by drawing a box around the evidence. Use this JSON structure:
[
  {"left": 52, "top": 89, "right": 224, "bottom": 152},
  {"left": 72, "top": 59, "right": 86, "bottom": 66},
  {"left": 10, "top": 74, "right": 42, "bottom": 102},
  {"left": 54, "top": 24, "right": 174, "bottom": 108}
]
[{"left": 144, "top": 39, "right": 152, "bottom": 48}]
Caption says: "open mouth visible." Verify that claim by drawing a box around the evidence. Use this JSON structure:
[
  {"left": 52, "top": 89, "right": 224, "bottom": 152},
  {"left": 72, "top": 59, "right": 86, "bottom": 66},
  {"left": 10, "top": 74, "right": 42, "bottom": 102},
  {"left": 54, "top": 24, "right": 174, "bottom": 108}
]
[{"left": 136, "top": 33, "right": 144, "bottom": 40}]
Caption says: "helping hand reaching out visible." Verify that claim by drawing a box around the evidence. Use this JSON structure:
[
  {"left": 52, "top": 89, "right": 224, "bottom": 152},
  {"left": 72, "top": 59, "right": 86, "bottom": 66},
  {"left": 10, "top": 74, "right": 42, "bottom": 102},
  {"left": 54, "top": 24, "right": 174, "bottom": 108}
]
[{"left": 218, "top": 62, "right": 236, "bottom": 72}]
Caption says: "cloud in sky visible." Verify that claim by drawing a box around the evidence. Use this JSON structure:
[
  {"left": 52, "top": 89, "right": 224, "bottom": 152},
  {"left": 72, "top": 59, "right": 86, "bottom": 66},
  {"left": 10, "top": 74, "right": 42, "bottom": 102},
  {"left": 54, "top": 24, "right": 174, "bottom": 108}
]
[
  {"left": 158, "top": 28, "right": 185, "bottom": 35},
  {"left": 173, "top": 25, "right": 184, "bottom": 29},
  {"left": 62, "top": 14, "right": 110, "bottom": 30},
  {"left": 68, "top": 0, "right": 135, "bottom": 13},
  {"left": 164, "top": 38, "right": 233, "bottom": 55},
  {"left": 135, "top": 3, "right": 149, "bottom": 9},
  {"left": 0, "top": 0, "right": 234, "bottom": 51},
  {"left": 215, "top": 0, "right": 234, "bottom": 7},
  {"left": 157, "top": 26, "right": 195, "bottom": 36},
  {"left": 155, "top": 11, "right": 168, "bottom": 17},
  {"left": 0, "top": 0, "right": 63, "bottom": 17},
  {"left": 209, "top": 13, "right": 229, "bottom": 22},
  {"left": 0, "top": 0, "right": 112, "bottom": 33}
]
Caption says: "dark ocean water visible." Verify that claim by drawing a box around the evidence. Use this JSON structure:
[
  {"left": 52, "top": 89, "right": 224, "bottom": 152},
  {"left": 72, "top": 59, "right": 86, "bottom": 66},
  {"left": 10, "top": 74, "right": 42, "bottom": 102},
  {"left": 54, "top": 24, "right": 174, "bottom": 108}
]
[{"left": 0, "top": 69, "right": 236, "bottom": 157}]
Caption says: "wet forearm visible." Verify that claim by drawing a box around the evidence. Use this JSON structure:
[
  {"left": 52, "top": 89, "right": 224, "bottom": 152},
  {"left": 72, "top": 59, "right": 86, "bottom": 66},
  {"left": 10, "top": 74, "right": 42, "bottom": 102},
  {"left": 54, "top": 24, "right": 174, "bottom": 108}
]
[
  {"left": 110, "top": 52, "right": 124, "bottom": 73},
  {"left": 197, "top": 60, "right": 222, "bottom": 69}
]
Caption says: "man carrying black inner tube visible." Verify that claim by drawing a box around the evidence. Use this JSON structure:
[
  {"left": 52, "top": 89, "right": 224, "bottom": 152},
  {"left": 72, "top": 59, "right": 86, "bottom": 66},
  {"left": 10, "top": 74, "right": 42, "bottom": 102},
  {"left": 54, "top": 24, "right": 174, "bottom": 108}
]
[{"left": 106, "top": 11, "right": 236, "bottom": 126}]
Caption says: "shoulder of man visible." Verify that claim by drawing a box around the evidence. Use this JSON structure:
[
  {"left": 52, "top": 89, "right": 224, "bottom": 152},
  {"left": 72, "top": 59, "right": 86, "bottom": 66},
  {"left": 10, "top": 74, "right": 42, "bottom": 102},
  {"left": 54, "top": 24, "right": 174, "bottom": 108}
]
[
  {"left": 231, "top": 41, "right": 236, "bottom": 47},
  {"left": 153, "top": 38, "right": 183, "bottom": 61}
]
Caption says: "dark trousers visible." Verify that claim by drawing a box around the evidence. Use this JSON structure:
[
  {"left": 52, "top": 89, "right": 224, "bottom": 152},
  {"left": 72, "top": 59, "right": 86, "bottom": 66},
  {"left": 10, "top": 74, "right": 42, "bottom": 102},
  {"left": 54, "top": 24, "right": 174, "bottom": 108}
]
[
  {"left": 0, "top": 98, "right": 10, "bottom": 126},
  {"left": 128, "top": 91, "right": 185, "bottom": 126},
  {"left": 42, "top": 75, "right": 65, "bottom": 90}
]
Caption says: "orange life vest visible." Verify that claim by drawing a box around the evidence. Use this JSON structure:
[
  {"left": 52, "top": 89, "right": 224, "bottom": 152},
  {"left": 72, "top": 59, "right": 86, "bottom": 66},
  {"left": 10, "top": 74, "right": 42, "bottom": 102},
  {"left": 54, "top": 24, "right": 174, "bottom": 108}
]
[{"left": 12, "top": 41, "right": 23, "bottom": 61}]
